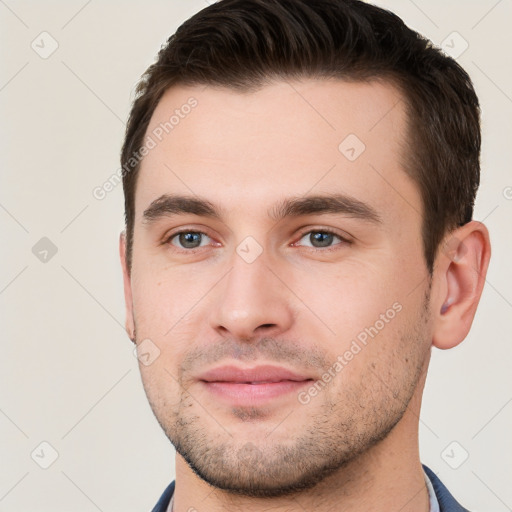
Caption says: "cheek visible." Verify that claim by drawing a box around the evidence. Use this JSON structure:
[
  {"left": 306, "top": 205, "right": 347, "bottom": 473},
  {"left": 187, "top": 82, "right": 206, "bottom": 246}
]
[
  {"left": 130, "top": 263, "right": 210, "bottom": 338},
  {"left": 288, "top": 257, "right": 428, "bottom": 386},
  {"left": 322, "top": 301, "right": 428, "bottom": 411},
  {"left": 289, "top": 261, "right": 402, "bottom": 343},
  {"left": 130, "top": 267, "right": 214, "bottom": 388},
  {"left": 138, "top": 358, "right": 183, "bottom": 427}
]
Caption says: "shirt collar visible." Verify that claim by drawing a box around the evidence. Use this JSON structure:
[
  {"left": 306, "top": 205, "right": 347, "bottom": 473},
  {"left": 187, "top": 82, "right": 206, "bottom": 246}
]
[{"left": 425, "top": 468, "right": 441, "bottom": 512}]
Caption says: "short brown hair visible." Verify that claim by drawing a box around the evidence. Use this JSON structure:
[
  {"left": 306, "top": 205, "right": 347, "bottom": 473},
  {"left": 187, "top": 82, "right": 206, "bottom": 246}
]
[{"left": 121, "top": 0, "right": 480, "bottom": 273}]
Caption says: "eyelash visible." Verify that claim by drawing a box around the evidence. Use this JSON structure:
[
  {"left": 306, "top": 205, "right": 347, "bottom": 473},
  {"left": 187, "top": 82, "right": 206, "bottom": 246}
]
[
  {"left": 293, "top": 228, "right": 352, "bottom": 251},
  {"left": 164, "top": 228, "right": 352, "bottom": 253}
]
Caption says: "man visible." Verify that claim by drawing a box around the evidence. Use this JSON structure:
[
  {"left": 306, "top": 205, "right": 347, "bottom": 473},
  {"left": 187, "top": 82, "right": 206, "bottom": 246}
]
[{"left": 119, "top": 0, "right": 491, "bottom": 510}]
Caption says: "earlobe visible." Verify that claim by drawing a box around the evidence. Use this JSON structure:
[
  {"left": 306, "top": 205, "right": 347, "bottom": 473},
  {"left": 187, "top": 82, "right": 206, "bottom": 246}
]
[
  {"left": 432, "top": 221, "right": 491, "bottom": 350},
  {"left": 119, "top": 231, "right": 136, "bottom": 343}
]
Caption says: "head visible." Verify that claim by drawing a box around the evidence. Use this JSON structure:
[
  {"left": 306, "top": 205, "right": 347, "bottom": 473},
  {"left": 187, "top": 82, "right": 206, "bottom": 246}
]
[{"left": 119, "top": 0, "right": 490, "bottom": 498}]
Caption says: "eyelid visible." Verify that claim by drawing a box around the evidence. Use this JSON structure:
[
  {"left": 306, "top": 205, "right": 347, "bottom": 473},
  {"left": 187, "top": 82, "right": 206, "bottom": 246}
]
[
  {"left": 162, "top": 227, "right": 219, "bottom": 250},
  {"left": 171, "top": 231, "right": 211, "bottom": 248},
  {"left": 162, "top": 226, "right": 353, "bottom": 252},
  {"left": 292, "top": 227, "right": 353, "bottom": 247}
]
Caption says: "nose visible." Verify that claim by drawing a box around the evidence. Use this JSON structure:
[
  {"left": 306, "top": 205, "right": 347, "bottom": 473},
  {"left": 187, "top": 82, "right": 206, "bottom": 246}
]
[{"left": 208, "top": 249, "right": 295, "bottom": 342}]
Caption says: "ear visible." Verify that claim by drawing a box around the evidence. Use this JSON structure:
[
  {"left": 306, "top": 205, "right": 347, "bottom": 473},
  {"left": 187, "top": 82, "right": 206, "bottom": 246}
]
[
  {"left": 432, "top": 221, "right": 491, "bottom": 349},
  {"left": 119, "top": 231, "right": 135, "bottom": 342}
]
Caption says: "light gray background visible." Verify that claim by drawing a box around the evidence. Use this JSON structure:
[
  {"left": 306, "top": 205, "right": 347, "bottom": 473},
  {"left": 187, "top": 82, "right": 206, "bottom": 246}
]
[{"left": 1, "top": 1, "right": 511, "bottom": 511}]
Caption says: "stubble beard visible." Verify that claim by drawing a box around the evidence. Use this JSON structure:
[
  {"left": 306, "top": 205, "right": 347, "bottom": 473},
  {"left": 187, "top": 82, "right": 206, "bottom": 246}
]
[{"left": 137, "top": 293, "right": 431, "bottom": 498}]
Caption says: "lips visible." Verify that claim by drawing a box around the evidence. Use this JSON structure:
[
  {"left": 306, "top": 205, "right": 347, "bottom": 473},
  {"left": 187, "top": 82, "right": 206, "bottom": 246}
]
[
  {"left": 198, "top": 364, "right": 313, "bottom": 384},
  {"left": 197, "top": 365, "right": 314, "bottom": 406}
]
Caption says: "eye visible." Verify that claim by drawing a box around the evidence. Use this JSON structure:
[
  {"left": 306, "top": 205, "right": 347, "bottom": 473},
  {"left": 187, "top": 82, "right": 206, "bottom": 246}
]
[
  {"left": 168, "top": 231, "right": 212, "bottom": 250},
  {"left": 294, "top": 229, "right": 349, "bottom": 249}
]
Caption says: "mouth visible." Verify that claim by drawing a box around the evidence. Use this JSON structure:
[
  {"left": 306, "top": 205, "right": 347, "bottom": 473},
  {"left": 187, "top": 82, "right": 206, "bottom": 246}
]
[{"left": 197, "top": 364, "right": 315, "bottom": 405}]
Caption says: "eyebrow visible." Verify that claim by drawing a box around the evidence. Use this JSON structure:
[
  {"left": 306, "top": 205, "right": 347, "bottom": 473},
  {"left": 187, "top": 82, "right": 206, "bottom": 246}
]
[
  {"left": 270, "top": 194, "right": 381, "bottom": 224},
  {"left": 142, "top": 194, "right": 220, "bottom": 223},
  {"left": 142, "top": 193, "right": 381, "bottom": 225}
]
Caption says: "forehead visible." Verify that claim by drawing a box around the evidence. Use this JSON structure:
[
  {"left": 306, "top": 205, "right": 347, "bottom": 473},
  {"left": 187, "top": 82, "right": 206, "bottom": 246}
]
[{"left": 135, "top": 78, "right": 420, "bottom": 226}]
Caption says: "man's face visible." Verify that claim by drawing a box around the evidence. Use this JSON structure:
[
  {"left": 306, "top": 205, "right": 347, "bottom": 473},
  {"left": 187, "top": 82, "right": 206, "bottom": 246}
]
[{"left": 121, "top": 79, "right": 433, "bottom": 496}]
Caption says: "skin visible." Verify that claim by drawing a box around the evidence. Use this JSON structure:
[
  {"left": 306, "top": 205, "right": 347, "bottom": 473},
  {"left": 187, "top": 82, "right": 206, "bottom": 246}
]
[{"left": 119, "top": 78, "right": 491, "bottom": 512}]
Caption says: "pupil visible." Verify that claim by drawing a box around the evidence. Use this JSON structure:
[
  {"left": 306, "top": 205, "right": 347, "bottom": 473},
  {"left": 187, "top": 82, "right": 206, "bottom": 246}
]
[
  {"left": 311, "top": 232, "right": 333, "bottom": 247},
  {"left": 180, "top": 232, "right": 201, "bottom": 248}
]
